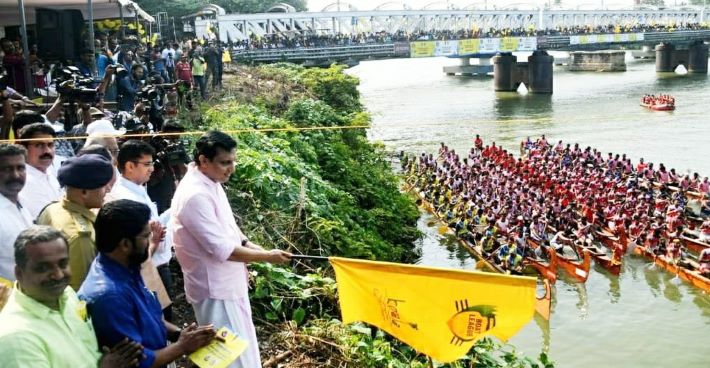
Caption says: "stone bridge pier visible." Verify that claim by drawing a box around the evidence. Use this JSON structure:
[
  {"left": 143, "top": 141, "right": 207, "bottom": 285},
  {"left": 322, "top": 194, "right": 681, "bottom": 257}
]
[
  {"left": 493, "top": 51, "right": 554, "bottom": 94},
  {"left": 655, "top": 41, "right": 709, "bottom": 74}
]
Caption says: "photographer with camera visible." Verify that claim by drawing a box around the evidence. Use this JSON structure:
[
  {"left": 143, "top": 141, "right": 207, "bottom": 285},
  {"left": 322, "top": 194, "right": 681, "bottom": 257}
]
[
  {"left": 116, "top": 64, "right": 144, "bottom": 112},
  {"left": 147, "top": 122, "right": 189, "bottom": 214}
]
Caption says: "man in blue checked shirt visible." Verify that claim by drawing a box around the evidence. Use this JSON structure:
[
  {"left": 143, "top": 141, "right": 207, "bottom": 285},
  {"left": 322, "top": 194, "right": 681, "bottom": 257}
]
[{"left": 79, "top": 199, "right": 217, "bottom": 368}]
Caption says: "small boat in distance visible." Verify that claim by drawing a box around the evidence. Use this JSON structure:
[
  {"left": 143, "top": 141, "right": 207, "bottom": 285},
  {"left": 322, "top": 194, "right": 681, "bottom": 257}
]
[{"left": 640, "top": 94, "right": 675, "bottom": 111}]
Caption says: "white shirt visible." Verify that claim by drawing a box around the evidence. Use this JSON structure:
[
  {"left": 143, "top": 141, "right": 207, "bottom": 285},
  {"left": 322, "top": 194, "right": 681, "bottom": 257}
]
[
  {"left": 0, "top": 194, "right": 33, "bottom": 280},
  {"left": 155, "top": 209, "right": 173, "bottom": 267},
  {"left": 18, "top": 164, "right": 63, "bottom": 219},
  {"left": 106, "top": 176, "right": 173, "bottom": 265}
]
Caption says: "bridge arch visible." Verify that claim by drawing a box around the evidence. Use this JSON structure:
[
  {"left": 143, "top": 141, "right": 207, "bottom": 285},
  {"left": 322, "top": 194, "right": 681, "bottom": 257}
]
[
  {"left": 320, "top": 2, "right": 358, "bottom": 12},
  {"left": 267, "top": 3, "right": 296, "bottom": 13},
  {"left": 462, "top": 2, "right": 490, "bottom": 10},
  {"left": 373, "top": 1, "right": 408, "bottom": 11},
  {"left": 421, "top": 1, "right": 453, "bottom": 10},
  {"left": 501, "top": 3, "right": 540, "bottom": 11}
]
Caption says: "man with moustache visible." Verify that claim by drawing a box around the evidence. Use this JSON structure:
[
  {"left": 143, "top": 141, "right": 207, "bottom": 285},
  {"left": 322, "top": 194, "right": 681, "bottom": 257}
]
[
  {"left": 17, "top": 123, "right": 63, "bottom": 218},
  {"left": 0, "top": 225, "right": 145, "bottom": 367},
  {"left": 37, "top": 154, "right": 114, "bottom": 290},
  {"left": 0, "top": 144, "right": 33, "bottom": 282},
  {"left": 172, "top": 130, "right": 292, "bottom": 368},
  {"left": 79, "top": 200, "right": 216, "bottom": 368}
]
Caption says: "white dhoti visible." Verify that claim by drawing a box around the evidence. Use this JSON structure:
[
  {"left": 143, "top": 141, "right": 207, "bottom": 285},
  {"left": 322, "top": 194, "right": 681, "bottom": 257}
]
[{"left": 192, "top": 297, "right": 261, "bottom": 368}]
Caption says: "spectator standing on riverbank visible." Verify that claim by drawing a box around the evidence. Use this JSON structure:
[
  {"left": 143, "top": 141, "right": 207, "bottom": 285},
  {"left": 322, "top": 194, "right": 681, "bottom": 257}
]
[
  {"left": 0, "top": 144, "right": 32, "bottom": 282},
  {"left": 37, "top": 154, "right": 114, "bottom": 290},
  {"left": 171, "top": 130, "right": 292, "bottom": 368},
  {"left": 0, "top": 225, "right": 144, "bottom": 367},
  {"left": 80, "top": 200, "right": 215, "bottom": 368},
  {"left": 191, "top": 51, "right": 207, "bottom": 99}
]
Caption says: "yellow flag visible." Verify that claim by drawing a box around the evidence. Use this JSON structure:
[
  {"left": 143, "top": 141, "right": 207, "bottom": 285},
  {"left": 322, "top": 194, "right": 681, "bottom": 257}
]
[{"left": 330, "top": 257, "right": 536, "bottom": 363}]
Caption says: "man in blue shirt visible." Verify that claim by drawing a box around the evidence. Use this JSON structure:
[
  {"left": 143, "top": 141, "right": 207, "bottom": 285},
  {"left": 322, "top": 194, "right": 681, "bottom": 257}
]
[
  {"left": 79, "top": 199, "right": 217, "bottom": 368},
  {"left": 117, "top": 64, "right": 144, "bottom": 112}
]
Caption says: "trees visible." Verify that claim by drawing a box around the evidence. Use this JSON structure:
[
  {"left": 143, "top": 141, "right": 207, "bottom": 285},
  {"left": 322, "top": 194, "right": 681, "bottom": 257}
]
[{"left": 135, "top": 0, "right": 307, "bottom": 19}]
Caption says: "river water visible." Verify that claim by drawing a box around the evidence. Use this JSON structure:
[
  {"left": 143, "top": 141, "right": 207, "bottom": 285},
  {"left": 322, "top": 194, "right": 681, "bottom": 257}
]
[{"left": 349, "top": 55, "right": 710, "bottom": 367}]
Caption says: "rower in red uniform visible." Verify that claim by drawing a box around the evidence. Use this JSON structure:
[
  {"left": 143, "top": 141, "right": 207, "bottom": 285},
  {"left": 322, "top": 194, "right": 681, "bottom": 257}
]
[{"left": 474, "top": 134, "right": 483, "bottom": 151}]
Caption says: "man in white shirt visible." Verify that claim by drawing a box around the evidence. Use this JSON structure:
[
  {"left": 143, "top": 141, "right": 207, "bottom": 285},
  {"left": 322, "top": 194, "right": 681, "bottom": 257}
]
[
  {"left": 106, "top": 140, "right": 172, "bottom": 317},
  {"left": 161, "top": 44, "right": 177, "bottom": 82},
  {"left": 17, "top": 123, "right": 63, "bottom": 218},
  {"left": 0, "top": 144, "right": 33, "bottom": 282},
  {"left": 172, "top": 131, "right": 291, "bottom": 367}
]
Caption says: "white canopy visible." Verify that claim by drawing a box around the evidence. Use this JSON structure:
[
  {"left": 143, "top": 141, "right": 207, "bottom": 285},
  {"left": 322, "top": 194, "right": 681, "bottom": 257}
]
[{"left": 0, "top": 0, "right": 154, "bottom": 27}]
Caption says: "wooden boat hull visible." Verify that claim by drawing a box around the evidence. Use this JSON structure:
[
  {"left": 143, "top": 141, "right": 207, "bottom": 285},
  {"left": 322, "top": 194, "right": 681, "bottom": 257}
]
[
  {"left": 527, "top": 238, "right": 590, "bottom": 283},
  {"left": 535, "top": 279, "right": 552, "bottom": 321},
  {"left": 633, "top": 245, "right": 710, "bottom": 293},
  {"left": 640, "top": 102, "right": 675, "bottom": 111},
  {"left": 579, "top": 244, "right": 621, "bottom": 276},
  {"left": 524, "top": 245, "right": 558, "bottom": 285},
  {"left": 552, "top": 244, "right": 591, "bottom": 283},
  {"left": 681, "top": 236, "right": 710, "bottom": 255}
]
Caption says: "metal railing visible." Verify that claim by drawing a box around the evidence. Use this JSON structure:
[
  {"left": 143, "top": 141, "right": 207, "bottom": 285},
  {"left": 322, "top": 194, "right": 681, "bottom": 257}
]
[
  {"left": 232, "top": 30, "right": 710, "bottom": 62},
  {"left": 232, "top": 43, "right": 397, "bottom": 62}
]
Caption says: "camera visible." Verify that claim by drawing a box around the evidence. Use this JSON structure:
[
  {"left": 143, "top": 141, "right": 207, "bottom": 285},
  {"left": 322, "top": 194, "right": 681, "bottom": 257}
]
[
  {"left": 115, "top": 64, "right": 129, "bottom": 79},
  {"left": 150, "top": 136, "right": 190, "bottom": 167},
  {"left": 137, "top": 85, "right": 159, "bottom": 105},
  {"left": 54, "top": 66, "right": 98, "bottom": 104}
]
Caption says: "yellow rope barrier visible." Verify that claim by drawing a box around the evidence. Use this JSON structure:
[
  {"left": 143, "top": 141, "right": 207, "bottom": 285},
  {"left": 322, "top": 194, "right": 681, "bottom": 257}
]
[{"left": 0, "top": 125, "right": 372, "bottom": 144}]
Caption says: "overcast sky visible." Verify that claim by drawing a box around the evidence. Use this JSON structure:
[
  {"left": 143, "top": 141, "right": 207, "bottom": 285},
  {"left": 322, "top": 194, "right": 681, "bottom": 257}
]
[{"left": 306, "top": 1, "right": 676, "bottom": 12}]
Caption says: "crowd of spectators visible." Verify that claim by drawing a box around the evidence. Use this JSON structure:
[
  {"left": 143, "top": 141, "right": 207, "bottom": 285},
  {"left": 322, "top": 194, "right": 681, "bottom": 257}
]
[
  {"left": 0, "top": 27, "right": 291, "bottom": 368},
  {"left": 231, "top": 22, "right": 710, "bottom": 51}
]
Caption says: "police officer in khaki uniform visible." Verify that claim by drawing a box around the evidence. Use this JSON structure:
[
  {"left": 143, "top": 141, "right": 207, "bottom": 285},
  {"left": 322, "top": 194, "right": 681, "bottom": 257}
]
[{"left": 37, "top": 154, "right": 114, "bottom": 290}]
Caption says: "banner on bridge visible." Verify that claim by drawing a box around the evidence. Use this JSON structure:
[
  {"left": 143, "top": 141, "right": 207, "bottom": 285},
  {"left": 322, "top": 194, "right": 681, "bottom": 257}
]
[
  {"left": 569, "top": 33, "right": 644, "bottom": 45},
  {"left": 410, "top": 37, "right": 538, "bottom": 58},
  {"left": 410, "top": 40, "right": 436, "bottom": 57}
]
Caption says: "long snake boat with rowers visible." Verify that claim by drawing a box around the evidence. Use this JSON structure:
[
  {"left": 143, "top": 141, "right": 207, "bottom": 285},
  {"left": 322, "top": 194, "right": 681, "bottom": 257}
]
[
  {"left": 411, "top": 186, "right": 559, "bottom": 285},
  {"left": 633, "top": 244, "right": 710, "bottom": 293},
  {"left": 410, "top": 187, "right": 554, "bottom": 319}
]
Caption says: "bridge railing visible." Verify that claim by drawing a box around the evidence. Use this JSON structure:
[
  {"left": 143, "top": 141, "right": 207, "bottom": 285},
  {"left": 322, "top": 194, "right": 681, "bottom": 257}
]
[
  {"left": 232, "top": 43, "right": 397, "bottom": 62},
  {"left": 231, "top": 30, "right": 710, "bottom": 62},
  {"left": 539, "top": 30, "right": 710, "bottom": 50}
]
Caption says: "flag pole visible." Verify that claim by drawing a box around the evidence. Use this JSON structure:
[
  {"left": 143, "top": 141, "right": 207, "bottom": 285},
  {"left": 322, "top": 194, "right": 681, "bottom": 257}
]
[{"left": 290, "top": 255, "right": 329, "bottom": 261}]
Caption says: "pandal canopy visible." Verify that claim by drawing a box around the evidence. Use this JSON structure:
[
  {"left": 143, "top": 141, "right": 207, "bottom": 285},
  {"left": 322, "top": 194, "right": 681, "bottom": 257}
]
[{"left": 0, "top": 0, "right": 154, "bottom": 27}]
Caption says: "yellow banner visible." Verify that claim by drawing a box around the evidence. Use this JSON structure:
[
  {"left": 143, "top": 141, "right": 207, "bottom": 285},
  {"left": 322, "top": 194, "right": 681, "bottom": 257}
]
[
  {"left": 499, "top": 37, "right": 519, "bottom": 52},
  {"left": 330, "top": 257, "right": 536, "bottom": 363},
  {"left": 458, "top": 39, "right": 480, "bottom": 54},
  {"left": 410, "top": 41, "right": 436, "bottom": 58}
]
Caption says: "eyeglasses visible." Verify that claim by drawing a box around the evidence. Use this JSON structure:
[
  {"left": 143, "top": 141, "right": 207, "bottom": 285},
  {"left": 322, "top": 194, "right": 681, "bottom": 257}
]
[{"left": 131, "top": 160, "right": 154, "bottom": 167}]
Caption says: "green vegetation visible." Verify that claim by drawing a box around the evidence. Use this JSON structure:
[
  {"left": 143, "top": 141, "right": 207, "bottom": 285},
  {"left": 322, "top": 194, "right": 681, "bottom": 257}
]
[{"left": 190, "top": 63, "right": 552, "bottom": 367}]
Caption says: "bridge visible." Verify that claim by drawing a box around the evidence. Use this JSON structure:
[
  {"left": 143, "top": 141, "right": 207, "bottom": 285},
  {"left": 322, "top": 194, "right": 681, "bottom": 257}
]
[
  {"left": 201, "top": 7, "right": 710, "bottom": 94},
  {"left": 197, "top": 8, "right": 708, "bottom": 41}
]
